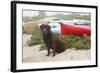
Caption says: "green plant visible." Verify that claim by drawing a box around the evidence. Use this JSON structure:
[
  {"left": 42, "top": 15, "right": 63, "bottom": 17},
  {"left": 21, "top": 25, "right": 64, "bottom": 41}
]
[
  {"left": 28, "top": 26, "right": 43, "bottom": 46},
  {"left": 60, "top": 35, "right": 91, "bottom": 49}
]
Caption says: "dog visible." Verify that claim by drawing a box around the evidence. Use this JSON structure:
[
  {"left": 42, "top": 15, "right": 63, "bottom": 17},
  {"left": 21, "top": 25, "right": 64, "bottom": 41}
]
[{"left": 40, "top": 24, "right": 66, "bottom": 56}]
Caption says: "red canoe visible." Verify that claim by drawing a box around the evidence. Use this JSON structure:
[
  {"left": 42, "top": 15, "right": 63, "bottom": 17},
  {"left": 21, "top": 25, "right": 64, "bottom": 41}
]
[{"left": 60, "top": 23, "right": 91, "bottom": 36}]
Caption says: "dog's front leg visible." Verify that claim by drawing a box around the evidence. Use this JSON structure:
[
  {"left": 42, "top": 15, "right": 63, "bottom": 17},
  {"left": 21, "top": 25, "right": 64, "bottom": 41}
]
[
  {"left": 53, "top": 49, "right": 56, "bottom": 57},
  {"left": 52, "top": 44, "right": 56, "bottom": 57},
  {"left": 46, "top": 45, "right": 50, "bottom": 56}
]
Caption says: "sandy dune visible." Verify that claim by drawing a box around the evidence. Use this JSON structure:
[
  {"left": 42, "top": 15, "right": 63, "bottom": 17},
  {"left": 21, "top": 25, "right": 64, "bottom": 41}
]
[{"left": 22, "top": 34, "right": 91, "bottom": 63}]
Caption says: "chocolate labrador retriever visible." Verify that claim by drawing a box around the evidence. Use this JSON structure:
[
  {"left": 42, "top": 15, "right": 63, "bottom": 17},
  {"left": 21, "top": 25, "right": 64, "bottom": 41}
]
[{"left": 40, "top": 24, "right": 66, "bottom": 56}]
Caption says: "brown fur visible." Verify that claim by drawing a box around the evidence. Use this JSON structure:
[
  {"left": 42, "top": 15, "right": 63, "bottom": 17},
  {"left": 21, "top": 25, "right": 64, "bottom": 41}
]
[{"left": 40, "top": 24, "right": 66, "bottom": 56}]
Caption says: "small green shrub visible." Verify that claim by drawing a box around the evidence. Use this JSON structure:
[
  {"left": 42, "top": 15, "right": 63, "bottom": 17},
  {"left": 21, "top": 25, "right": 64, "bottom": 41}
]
[
  {"left": 27, "top": 26, "right": 43, "bottom": 46},
  {"left": 60, "top": 35, "right": 91, "bottom": 49}
]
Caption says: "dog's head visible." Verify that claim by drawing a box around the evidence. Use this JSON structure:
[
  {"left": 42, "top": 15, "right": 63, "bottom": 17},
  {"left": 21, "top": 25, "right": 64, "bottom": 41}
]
[{"left": 40, "top": 24, "right": 51, "bottom": 35}]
